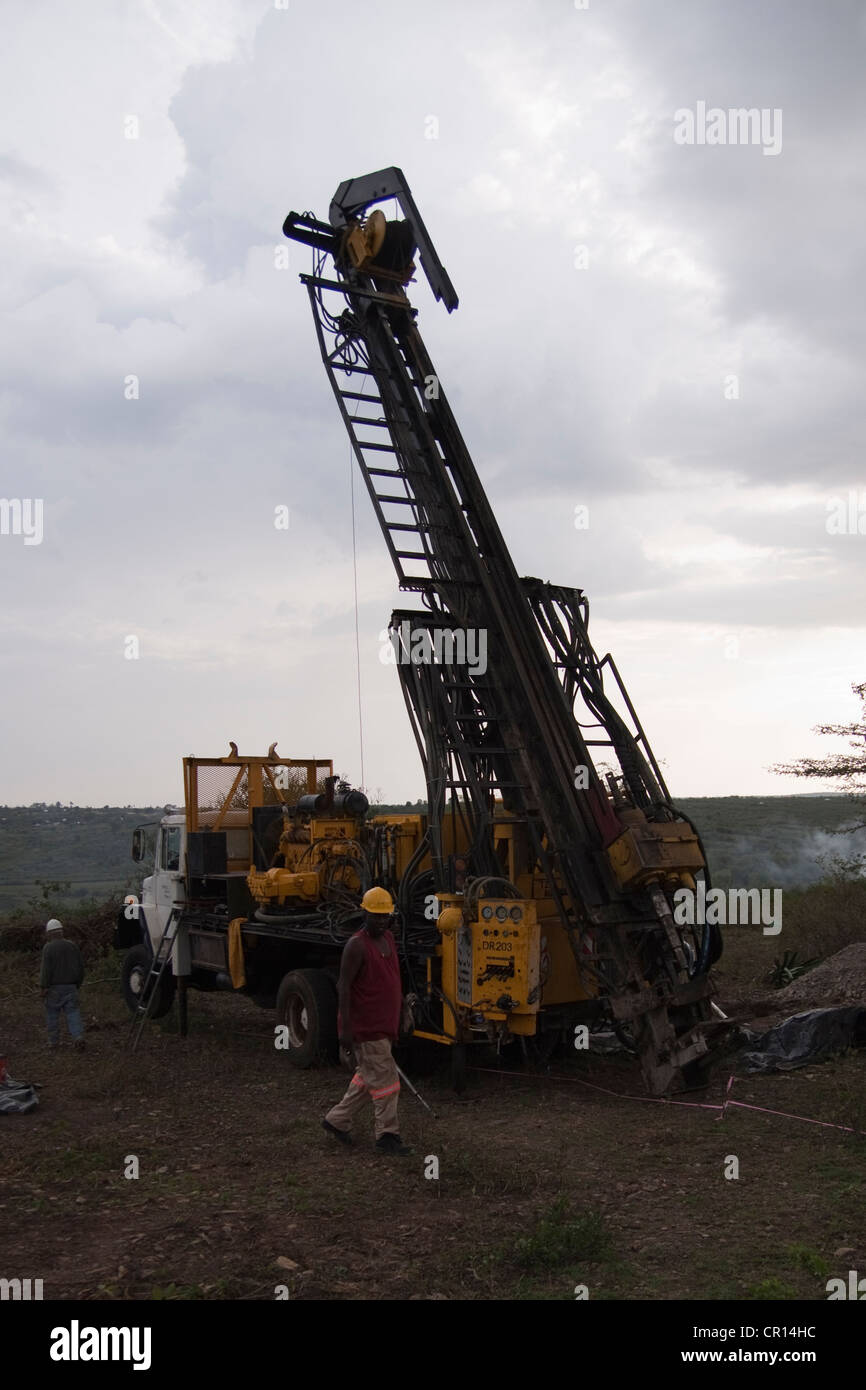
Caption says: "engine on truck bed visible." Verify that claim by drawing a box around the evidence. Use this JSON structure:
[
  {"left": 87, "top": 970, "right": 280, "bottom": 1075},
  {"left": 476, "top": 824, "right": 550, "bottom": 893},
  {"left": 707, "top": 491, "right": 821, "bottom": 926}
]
[{"left": 247, "top": 778, "right": 370, "bottom": 913}]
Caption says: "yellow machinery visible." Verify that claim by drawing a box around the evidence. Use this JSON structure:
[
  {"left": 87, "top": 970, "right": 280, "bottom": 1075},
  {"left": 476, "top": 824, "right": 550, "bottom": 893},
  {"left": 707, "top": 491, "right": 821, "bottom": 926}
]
[
  {"left": 127, "top": 741, "right": 711, "bottom": 1091},
  {"left": 278, "top": 167, "right": 721, "bottom": 1093},
  {"left": 127, "top": 170, "right": 720, "bottom": 1095}
]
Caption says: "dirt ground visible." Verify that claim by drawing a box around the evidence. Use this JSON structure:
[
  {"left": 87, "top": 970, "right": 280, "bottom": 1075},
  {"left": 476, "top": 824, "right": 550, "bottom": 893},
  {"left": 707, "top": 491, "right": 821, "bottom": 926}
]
[
  {"left": 773, "top": 942, "right": 866, "bottom": 1010},
  {"left": 2, "top": 954, "right": 864, "bottom": 1301}
]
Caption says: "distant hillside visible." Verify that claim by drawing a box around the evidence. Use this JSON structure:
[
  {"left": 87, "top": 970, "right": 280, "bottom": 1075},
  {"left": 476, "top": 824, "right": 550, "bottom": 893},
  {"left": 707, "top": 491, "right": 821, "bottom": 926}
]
[
  {"left": 0, "top": 805, "right": 163, "bottom": 915},
  {"left": 675, "top": 794, "right": 866, "bottom": 888},
  {"left": 0, "top": 794, "right": 863, "bottom": 917}
]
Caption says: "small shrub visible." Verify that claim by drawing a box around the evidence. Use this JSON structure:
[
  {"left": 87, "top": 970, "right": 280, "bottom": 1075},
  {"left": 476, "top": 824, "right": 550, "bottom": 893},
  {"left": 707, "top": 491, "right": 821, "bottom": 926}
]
[
  {"left": 511, "top": 1197, "right": 610, "bottom": 1270},
  {"left": 746, "top": 1276, "right": 797, "bottom": 1299},
  {"left": 766, "top": 951, "right": 820, "bottom": 988},
  {"left": 787, "top": 1244, "right": 830, "bottom": 1279}
]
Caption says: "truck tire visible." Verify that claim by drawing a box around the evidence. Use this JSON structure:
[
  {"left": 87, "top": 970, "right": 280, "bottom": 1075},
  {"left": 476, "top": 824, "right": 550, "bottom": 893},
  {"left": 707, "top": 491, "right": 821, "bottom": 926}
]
[
  {"left": 276, "top": 969, "right": 338, "bottom": 1068},
  {"left": 121, "top": 944, "right": 176, "bottom": 1020}
]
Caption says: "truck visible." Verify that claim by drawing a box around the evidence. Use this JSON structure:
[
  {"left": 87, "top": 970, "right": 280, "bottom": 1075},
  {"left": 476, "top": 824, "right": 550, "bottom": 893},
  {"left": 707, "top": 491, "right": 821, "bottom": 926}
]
[
  {"left": 119, "top": 168, "right": 722, "bottom": 1094},
  {"left": 117, "top": 750, "right": 436, "bottom": 1067}
]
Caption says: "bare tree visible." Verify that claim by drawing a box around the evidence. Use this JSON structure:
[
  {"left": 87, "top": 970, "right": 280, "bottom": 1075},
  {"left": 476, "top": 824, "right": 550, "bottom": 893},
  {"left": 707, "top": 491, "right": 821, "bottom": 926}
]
[{"left": 771, "top": 681, "right": 866, "bottom": 831}]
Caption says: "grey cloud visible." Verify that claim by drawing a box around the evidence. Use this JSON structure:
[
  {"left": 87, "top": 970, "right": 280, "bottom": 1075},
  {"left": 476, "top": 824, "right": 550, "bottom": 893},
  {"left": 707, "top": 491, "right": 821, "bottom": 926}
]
[{"left": 2, "top": 0, "right": 864, "bottom": 802}]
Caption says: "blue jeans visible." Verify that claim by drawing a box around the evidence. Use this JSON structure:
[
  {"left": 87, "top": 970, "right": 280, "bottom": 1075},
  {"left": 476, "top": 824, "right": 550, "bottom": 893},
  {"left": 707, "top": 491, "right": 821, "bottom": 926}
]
[{"left": 44, "top": 983, "right": 83, "bottom": 1043}]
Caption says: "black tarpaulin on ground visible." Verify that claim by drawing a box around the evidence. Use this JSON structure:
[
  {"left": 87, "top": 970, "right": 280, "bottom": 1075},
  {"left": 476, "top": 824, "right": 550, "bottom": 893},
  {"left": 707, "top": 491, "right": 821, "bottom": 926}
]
[
  {"left": 0, "top": 1077, "right": 40, "bottom": 1114},
  {"left": 738, "top": 1006, "right": 866, "bottom": 1073}
]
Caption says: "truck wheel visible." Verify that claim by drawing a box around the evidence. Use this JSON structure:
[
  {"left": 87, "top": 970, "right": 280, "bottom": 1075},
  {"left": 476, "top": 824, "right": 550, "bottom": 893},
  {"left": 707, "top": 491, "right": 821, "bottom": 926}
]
[
  {"left": 276, "top": 969, "right": 338, "bottom": 1068},
  {"left": 121, "top": 944, "right": 175, "bottom": 1020}
]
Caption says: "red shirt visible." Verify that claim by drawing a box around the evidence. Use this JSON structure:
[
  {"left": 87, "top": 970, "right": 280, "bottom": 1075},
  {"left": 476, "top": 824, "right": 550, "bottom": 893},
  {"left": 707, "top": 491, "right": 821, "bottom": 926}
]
[{"left": 341, "top": 927, "right": 401, "bottom": 1042}]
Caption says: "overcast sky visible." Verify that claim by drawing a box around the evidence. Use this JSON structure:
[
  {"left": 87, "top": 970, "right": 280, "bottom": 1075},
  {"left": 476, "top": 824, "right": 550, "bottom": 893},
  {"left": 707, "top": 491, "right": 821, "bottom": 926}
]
[{"left": 1, "top": 0, "right": 864, "bottom": 806}]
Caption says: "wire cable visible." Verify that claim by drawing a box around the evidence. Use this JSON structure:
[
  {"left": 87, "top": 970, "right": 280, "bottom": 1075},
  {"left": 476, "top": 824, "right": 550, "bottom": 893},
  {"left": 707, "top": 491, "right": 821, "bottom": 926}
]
[{"left": 348, "top": 440, "right": 366, "bottom": 790}]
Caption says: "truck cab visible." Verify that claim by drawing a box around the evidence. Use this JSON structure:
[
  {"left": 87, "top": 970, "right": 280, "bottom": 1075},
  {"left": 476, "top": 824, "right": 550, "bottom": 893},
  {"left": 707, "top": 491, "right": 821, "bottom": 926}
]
[
  {"left": 117, "top": 814, "right": 189, "bottom": 1018},
  {"left": 141, "top": 815, "right": 186, "bottom": 947}
]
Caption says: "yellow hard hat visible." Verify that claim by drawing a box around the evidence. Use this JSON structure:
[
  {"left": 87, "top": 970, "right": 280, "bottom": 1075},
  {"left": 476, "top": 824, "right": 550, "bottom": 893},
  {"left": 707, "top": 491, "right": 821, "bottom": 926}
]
[{"left": 361, "top": 886, "right": 394, "bottom": 914}]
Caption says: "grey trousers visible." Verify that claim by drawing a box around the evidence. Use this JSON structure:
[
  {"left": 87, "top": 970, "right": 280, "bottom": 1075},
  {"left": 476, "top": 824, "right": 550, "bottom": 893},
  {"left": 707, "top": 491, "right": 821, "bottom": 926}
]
[{"left": 44, "top": 983, "right": 83, "bottom": 1043}]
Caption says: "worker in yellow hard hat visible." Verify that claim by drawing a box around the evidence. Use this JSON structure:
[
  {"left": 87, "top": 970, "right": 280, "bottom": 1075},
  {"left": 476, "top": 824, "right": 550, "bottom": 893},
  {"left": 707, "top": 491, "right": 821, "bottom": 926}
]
[
  {"left": 359, "top": 886, "right": 394, "bottom": 915},
  {"left": 322, "top": 886, "right": 414, "bottom": 1155}
]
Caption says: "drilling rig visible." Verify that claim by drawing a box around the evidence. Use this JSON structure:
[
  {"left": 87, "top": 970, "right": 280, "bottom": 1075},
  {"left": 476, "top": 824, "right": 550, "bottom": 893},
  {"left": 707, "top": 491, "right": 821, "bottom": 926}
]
[
  {"left": 281, "top": 168, "right": 722, "bottom": 1094},
  {"left": 121, "top": 169, "right": 721, "bottom": 1095}
]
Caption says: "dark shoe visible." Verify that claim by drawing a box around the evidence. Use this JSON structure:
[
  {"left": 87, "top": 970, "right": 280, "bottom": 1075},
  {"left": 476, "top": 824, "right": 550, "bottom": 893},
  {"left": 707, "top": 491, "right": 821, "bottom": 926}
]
[
  {"left": 322, "top": 1119, "right": 352, "bottom": 1146},
  {"left": 73, "top": 1038, "right": 85, "bottom": 1052},
  {"left": 375, "top": 1133, "right": 414, "bottom": 1155}
]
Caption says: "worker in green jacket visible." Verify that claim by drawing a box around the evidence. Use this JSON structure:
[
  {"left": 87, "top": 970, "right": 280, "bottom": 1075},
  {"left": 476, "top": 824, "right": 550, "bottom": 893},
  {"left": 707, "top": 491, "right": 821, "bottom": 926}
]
[{"left": 40, "top": 919, "right": 85, "bottom": 1050}]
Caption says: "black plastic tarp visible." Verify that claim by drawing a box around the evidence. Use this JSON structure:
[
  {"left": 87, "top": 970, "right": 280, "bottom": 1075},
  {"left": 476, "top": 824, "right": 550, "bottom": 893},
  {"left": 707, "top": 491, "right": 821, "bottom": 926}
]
[
  {"left": 0, "top": 1077, "right": 40, "bottom": 1114},
  {"left": 738, "top": 1007, "right": 866, "bottom": 1074}
]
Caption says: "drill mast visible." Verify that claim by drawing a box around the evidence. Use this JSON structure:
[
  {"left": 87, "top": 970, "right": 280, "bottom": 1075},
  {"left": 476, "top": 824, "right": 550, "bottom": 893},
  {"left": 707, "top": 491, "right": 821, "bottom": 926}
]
[{"left": 283, "top": 168, "right": 720, "bottom": 1092}]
